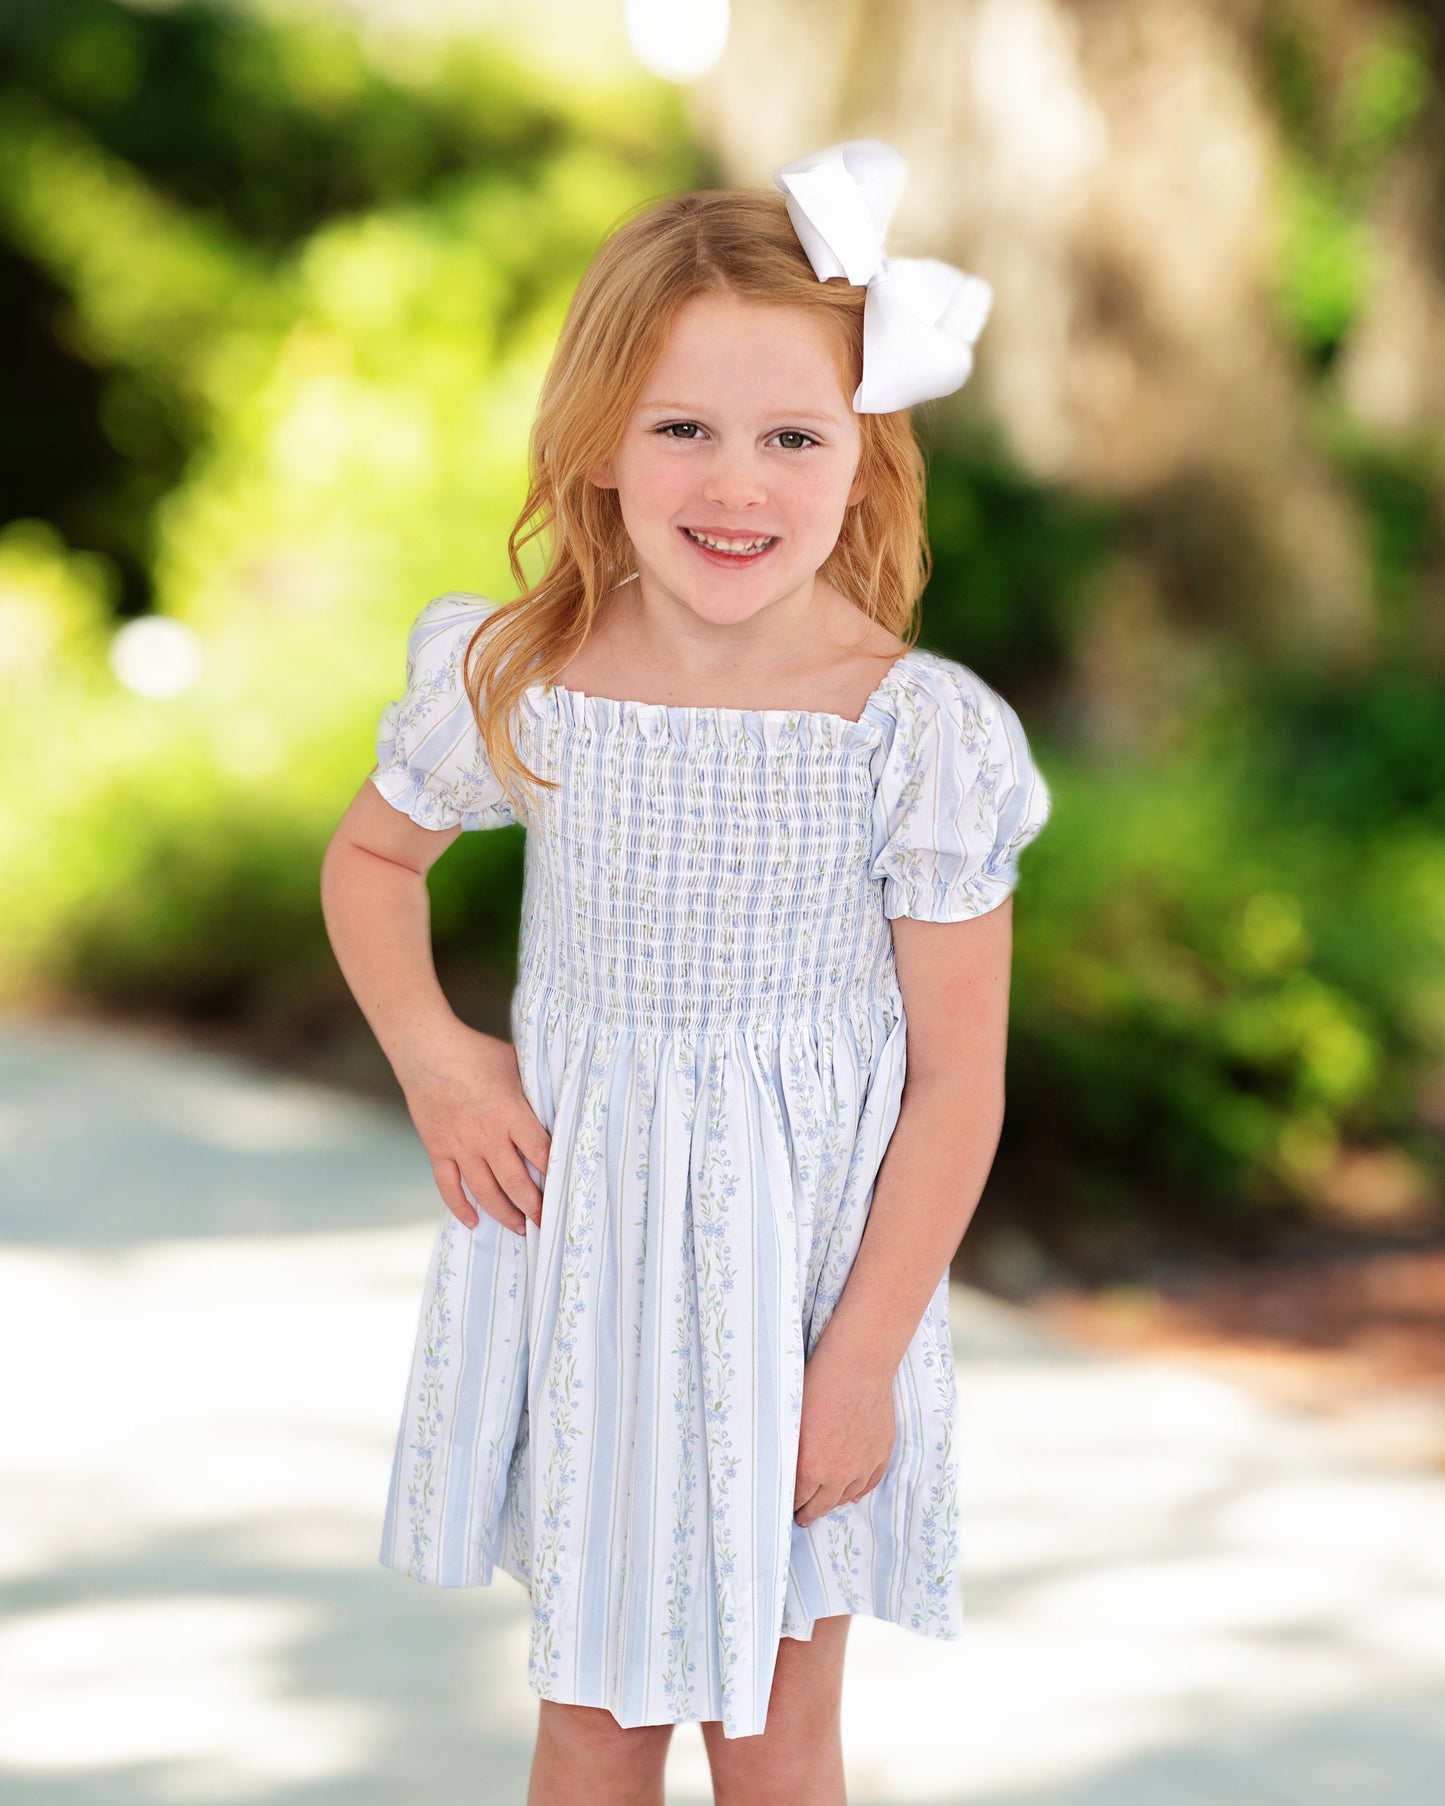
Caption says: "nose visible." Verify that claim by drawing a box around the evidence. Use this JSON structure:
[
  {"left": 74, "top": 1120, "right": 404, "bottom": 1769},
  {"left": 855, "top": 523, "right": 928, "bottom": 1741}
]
[{"left": 700, "top": 445, "right": 768, "bottom": 512}]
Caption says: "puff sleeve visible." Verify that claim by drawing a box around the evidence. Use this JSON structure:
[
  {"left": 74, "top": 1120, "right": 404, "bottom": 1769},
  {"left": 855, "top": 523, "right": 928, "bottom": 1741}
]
[
  {"left": 870, "top": 656, "right": 1051, "bottom": 920},
  {"left": 370, "top": 592, "right": 520, "bottom": 832}
]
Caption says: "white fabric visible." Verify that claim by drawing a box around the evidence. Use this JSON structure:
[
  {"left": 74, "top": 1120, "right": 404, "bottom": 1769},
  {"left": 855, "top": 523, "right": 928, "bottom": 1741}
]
[
  {"left": 372, "top": 594, "right": 1052, "bottom": 1736},
  {"left": 773, "top": 138, "right": 992, "bottom": 413}
]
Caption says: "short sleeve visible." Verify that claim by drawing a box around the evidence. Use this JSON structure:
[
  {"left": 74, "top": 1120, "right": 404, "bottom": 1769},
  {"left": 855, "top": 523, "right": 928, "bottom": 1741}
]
[
  {"left": 370, "top": 592, "right": 520, "bottom": 832},
  {"left": 870, "top": 656, "right": 1051, "bottom": 921}
]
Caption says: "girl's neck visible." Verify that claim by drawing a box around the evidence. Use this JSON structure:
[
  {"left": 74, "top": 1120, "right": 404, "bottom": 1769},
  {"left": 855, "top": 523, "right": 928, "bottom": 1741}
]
[{"left": 553, "top": 583, "right": 908, "bottom": 720}]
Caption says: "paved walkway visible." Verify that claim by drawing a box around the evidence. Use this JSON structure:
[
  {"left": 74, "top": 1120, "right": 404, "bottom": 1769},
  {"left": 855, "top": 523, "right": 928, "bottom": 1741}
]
[{"left": 1, "top": 1012, "right": 1442, "bottom": 1803}]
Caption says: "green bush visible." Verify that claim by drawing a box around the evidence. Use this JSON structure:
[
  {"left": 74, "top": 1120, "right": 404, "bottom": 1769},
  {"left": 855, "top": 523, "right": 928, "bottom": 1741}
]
[
  {"left": 1, "top": 4, "right": 695, "bottom": 1013},
  {"left": 1006, "top": 689, "right": 1445, "bottom": 1227}
]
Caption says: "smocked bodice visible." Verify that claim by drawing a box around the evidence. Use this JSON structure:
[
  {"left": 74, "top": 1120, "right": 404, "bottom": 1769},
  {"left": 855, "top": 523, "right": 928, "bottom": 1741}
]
[
  {"left": 372, "top": 591, "right": 1052, "bottom": 1039},
  {"left": 511, "top": 677, "right": 912, "bottom": 1035}
]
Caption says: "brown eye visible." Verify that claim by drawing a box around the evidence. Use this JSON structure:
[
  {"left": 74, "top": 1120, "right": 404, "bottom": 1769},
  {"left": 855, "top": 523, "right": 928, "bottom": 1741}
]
[{"left": 776, "top": 431, "right": 816, "bottom": 450}]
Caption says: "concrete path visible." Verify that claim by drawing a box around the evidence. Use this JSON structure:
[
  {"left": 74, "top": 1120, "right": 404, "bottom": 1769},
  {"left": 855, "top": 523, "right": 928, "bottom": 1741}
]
[{"left": 1, "top": 1012, "right": 1442, "bottom": 1804}]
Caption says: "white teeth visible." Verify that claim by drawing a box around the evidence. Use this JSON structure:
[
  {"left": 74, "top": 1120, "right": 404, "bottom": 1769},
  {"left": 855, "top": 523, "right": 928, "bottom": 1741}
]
[{"left": 684, "top": 528, "right": 774, "bottom": 555}]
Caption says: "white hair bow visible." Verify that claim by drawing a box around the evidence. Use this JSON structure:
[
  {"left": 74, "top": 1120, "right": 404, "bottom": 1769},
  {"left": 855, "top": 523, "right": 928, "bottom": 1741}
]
[{"left": 772, "top": 138, "right": 992, "bottom": 414}]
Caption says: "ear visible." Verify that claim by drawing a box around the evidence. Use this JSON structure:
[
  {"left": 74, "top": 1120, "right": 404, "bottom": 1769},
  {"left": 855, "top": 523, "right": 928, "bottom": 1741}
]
[
  {"left": 588, "top": 460, "right": 616, "bottom": 490},
  {"left": 846, "top": 470, "right": 870, "bottom": 508}
]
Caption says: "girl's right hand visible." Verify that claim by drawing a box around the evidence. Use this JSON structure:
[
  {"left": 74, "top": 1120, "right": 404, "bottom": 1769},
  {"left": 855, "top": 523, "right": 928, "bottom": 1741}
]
[{"left": 395, "top": 1021, "right": 551, "bottom": 1236}]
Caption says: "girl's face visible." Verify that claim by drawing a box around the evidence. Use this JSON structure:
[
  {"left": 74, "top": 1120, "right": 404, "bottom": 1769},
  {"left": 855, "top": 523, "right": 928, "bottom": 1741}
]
[{"left": 589, "top": 292, "right": 867, "bottom": 634}]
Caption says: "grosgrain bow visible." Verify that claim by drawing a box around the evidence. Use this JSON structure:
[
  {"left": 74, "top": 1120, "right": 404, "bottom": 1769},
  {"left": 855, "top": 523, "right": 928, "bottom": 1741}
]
[{"left": 772, "top": 138, "right": 992, "bottom": 413}]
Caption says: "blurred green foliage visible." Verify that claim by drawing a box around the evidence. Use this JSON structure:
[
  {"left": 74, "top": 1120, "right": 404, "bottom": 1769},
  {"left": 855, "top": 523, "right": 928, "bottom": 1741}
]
[
  {"left": 922, "top": 337, "right": 1442, "bottom": 1230},
  {"left": 1266, "top": 4, "right": 1432, "bottom": 368},
  {"left": 923, "top": 471, "right": 1439, "bottom": 1217},
  {"left": 1005, "top": 693, "right": 1445, "bottom": 1239},
  {"left": 1, "top": 0, "right": 699, "bottom": 1016},
  {"left": 3, "top": 0, "right": 1442, "bottom": 1246},
  {"left": 921, "top": 424, "right": 1115, "bottom": 697},
  {"left": 1324, "top": 408, "right": 1441, "bottom": 664}
]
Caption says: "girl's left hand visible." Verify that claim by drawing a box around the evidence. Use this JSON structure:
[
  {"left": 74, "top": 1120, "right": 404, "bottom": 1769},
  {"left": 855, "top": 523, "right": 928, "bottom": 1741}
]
[{"left": 793, "top": 1337, "right": 896, "bottom": 1528}]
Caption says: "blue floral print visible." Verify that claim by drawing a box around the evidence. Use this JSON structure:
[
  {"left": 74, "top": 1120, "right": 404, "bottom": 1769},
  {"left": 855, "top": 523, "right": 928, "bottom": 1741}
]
[{"left": 373, "top": 592, "right": 1051, "bottom": 1738}]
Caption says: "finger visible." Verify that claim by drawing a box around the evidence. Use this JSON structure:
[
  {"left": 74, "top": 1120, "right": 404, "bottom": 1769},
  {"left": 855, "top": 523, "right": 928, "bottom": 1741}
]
[
  {"left": 461, "top": 1162, "right": 530, "bottom": 1236},
  {"left": 437, "top": 1157, "right": 526, "bottom": 1236},
  {"left": 515, "top": 1117, "right": 552, "bottom": 1184},
  {"left": 794, "top": 1482, "right": 843, "bottom": 1528},
  {"left": 838, "top": 1462, "right": 887, "bottom": 1508},
  {"left": 490, "top": 1138, "right": 546, "bottom": 1227},
  {"left": 432, "top": 1158, "right": 481, "bottom": 1231},
  {"left": 847, "top": 1460, "right": 887, "bottom": 1503}
]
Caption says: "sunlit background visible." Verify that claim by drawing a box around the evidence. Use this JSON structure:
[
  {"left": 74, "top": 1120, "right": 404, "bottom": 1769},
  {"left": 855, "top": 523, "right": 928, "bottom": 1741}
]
[{"left": 3, "top": 0, "right": 1444, "bottom": 1799}]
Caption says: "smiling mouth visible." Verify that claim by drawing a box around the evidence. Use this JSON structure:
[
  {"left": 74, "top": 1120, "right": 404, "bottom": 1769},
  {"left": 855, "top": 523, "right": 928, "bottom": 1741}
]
[{"left": 681, "top": 527, "right": 778, "bottom": 559}]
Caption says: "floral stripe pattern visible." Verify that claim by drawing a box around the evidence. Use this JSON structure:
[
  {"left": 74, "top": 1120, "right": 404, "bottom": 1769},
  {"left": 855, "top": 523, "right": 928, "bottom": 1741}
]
[{"left": 373, "top": 593, "right": 1051, "bottom": 1737}]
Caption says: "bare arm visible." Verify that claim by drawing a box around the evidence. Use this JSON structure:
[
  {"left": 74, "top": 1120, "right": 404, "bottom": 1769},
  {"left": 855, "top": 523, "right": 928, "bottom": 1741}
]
[
  {"left": 811, "top": 897, "right": 1013, "bottom": 1379},
  {"left": 791, "top": 898, "right": 1013, "bottom": 1525},
  {"left": 319, "top": 775, "right": 550, "bottom": 1235}
]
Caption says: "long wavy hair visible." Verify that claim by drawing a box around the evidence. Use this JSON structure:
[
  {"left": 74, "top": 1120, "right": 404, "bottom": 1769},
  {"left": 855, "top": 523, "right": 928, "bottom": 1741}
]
[{"left": 462, "top": 183, "right": 932, "bottom": 824}]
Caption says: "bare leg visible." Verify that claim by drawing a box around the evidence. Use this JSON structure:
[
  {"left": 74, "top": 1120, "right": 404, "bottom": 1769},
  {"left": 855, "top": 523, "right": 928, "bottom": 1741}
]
[
  {"left": 700, "top": 1614, "right": 851, "bottom": 1806},
  {"left": 526, "top": 1700, "right": 675, "bottom": 1806}
]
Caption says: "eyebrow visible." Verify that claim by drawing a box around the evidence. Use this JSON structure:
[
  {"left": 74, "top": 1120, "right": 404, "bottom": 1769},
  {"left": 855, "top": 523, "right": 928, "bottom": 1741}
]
[{"left": 639, "top": 401, "right": 843, "bottom": 425}]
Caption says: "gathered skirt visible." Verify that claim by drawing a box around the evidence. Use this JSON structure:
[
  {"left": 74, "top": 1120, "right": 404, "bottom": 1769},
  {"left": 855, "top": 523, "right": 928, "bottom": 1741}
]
[{"left": 379, "top": 973, "right": 962, "bottom": 1739}]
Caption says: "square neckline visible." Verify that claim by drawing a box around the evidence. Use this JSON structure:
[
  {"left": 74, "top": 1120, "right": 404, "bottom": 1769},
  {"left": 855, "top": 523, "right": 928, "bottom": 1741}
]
[{"left": 529, "top": 644, "right": 924, "bottom": 731}]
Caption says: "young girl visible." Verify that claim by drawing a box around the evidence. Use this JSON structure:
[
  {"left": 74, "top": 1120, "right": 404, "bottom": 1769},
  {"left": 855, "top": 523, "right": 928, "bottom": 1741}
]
[{"left": 321, "top": 138, "right": 1050, "bottom": 1804}]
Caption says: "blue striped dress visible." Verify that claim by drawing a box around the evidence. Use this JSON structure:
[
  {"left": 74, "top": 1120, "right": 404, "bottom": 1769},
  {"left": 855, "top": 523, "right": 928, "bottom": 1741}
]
[{"left": 371, "top": 591, "right": 1051, "bottom": 1738}]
